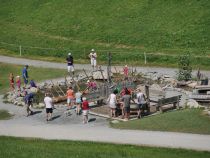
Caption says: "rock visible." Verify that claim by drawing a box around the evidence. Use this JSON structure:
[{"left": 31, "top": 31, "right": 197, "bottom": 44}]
[
  {"left": 150, "top": 84, "right": 162, "bottom": 91},
  {"left": 208, "top": 111, "right": 210, "bottom": 116},
  {"left": 187, "top": 82, "right": 197, "bottom": 88},
  {"left": 30, "top": 87, "right": 38, "bottom": 93},
  {"left": 92, "top": 71, "right": 109, "bottom": 80},
  {"left": 186, "top": 99, "right": 199, "bottom": 108}
]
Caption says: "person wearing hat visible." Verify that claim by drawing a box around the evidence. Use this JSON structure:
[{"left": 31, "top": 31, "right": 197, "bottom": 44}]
[
  {"left": 89, "top": 49, "right": 97, "bottom": 70},
  {"left": 66, "top": 52, "right": 74, "bottom": 76},
  {"left": 136, "top": 88, "right": 146, "bottom": 119},
  {"left": 82, "top": 97, "right": 89, "bottom": 124},
  {"left": 22, "top": 65, "right": 29, "bottom": 87}
]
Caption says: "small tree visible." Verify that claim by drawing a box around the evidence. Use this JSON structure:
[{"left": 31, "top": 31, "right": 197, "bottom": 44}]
[{"left": 177, "top": 53, "right": 192, "bottom": 81}]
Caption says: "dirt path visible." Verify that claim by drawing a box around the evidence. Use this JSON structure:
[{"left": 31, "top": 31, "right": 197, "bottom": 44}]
[{"left": 1, "top": 55, "right": 210, "bottom": 77}]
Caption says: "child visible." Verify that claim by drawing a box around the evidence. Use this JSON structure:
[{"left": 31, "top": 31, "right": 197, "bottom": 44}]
[
  {"left": 123, "top": 65, "right": 129, "bottom": 80},
  {"left": 9, "top": 73, "right": 14, "bottom": 91},
  {"left": 16, "top": 76, "right": 21, "bottom": 90},
  {"left": 75, "top": 90, "right": 82, "bottom": 115},
  {"left": 82, "top": 97, "right": 89, "bottom": 124}
]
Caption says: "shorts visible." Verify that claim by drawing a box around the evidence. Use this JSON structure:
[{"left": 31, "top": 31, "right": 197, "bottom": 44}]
[
  {"left": 67, "top": 98, "right": 72, "bottom": 104},
  {"left": 137, "top": 104, "right": 144, "bottom": 110},
  {"left": 83, "top": 110, "right": 89, "bottom": 116},
  {"left": 67, "top": 65, "right": 74, "bottom": 72},
  {"left": 91, "top": 58, "right": 97, "bottom": 67},
  {"left": 124, "top": 106, "right": 130, "bottom": 113},
  {"left": 23, "top": 78, "right": 28, "bottom": 84},
  {"left": 46, "top": 108, "right": 53, "bottom": 113},
  {"left": 76, "top": 98, "right": 81, "bottom": 104}
]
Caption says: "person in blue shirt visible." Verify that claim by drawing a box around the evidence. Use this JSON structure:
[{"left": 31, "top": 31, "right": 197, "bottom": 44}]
[
  {"left": 22, "top": 65, "right": 29, "bottom": 87},
  {"left": 24, "top": 92, "right": 34, "bottom": 116},
  {"left": 30, "top": 79, "right": 37, "bottom": 88}
]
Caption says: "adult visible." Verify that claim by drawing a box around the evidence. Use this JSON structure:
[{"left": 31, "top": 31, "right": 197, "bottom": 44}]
[
  {"left": 107, "top": 89, "right": 118, "bottom": 118},
  {"left": 136, "top": 89, "right": 146, "bottom": 119},
  {"left": 66, "top": 53, "right": 74, "bottom": 76},
  {"left": 75, "top": 90, "right": 82, "bottom": 115},
  {"left": 22, "top": 65, "right": 29, "bottom": 87},
  {"left": 44, "top": 93, "right": 54, "bottom": 121},
  {"left": 24, "top": 92, "right": 34, "bottom": 116},
  {"left": 66, "top": 86, "right": 74, "bottom": 110},
  {"left": 89, "top": 49, "right": 97, "bottom": 70},
  {"left": 121, "top": 88, "right": 131, "bottom": 121}
]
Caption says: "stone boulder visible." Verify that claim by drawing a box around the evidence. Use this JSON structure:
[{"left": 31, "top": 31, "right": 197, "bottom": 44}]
[{"left": 186, "top": 99, "right": 199, "bottom": 108}]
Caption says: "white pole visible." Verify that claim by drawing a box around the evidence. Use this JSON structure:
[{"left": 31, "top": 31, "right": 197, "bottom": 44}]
[
  {"left": 19, "top": 45, "right": 22, "bottom": 56},
  {"left": 144, "top": 52, "right": 147, "bottom": 64}
]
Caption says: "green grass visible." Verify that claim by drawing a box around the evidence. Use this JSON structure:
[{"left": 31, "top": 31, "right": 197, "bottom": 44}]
[
  {"left": 0, "top": 0, "right": 210, "bottom": 69},
  {"left": 0, "top": 62, "right": 67, "bottom": 94},
  {"left": 0, "top": 136, "right": 209, "bottom": 158},
  {"left": 0, "top": 110, "right": 12, "bottom": 120},
  {"left": 111, "top": 109, "right": 210, "bottom": 134}
]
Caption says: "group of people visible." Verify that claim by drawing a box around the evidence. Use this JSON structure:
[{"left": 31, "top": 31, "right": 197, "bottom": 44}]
[
  {"left": 107, "top": 87, "right": 146, "bottom": 120},
  {"left": 66, "top": 49, "right": 98, "bottom": 76},
  {"left": 66, "top": 86, "right": 89, "bottom": 124}
]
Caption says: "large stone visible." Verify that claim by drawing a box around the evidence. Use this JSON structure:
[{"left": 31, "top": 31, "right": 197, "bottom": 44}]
[
  {"left": 186, "top": 99, "right": 199, "bottom": 108},
  {"left": 38, "top": 103, "right": 45, "bottom": 108},
  {"left": 187, "top": 82, "right": 197, "bottom": 88},
  {"left": 30, "top": 87, "right": 38, "bottom": 93}
]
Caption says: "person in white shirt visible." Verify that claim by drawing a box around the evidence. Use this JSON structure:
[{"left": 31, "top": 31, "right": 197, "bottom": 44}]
[
  {"left": 136, "top": 89, "right": 146, "bottom": 119},
  {"left": 44, "top": 93, "right": 54, "bottom": 121},
  {"left": 89, "top": 49, "right": 97, "bottom": 70},
  {"left": 107, "top": 90, "right": 118, "bottom": 118}
]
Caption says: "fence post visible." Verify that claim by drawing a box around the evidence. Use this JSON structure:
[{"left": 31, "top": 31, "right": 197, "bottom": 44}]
[
  {"left": 19, "top": 45, "right": 22, "bottom": 56},
  {"left": 144, "top": 52, "right": 147, "bottom": 64}
]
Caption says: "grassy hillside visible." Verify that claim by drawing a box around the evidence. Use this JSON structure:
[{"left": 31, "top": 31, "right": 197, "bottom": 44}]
[{"left": 0, "top": 0, "right": 210, "bottom": 68}]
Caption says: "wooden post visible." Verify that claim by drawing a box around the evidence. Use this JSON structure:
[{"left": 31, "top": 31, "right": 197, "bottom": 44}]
[
  {"left": 107, "top": 52, "right": 112, "bottom": 84},
  {"left": 19, "top": 45, "right": 22, "bottom": 56},
  {"left": 144, "top": 52, "right": 147, "bottom": 64}
]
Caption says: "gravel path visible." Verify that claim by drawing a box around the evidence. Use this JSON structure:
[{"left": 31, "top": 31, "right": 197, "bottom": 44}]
[
  {"left": 0, "top": 55, "right": 210, "bottom": 151},
  {"left": 1, "top": 100, "right": 210, "bottom": 151}
]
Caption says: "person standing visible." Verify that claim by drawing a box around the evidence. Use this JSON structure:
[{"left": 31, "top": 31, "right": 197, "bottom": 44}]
[
  {"left": 121, "top": 89, "right": 131, "bottom": 121},
  {"left": 9, "top": 73, "right": 14, "bottom": 91},
  {"left": 66, "top": 53, "right": 74, "bottom": 76},
  {"left": 66, "top": 86, "right": 74, "bottom": 110},
  {"left": 75, "top": 90, "right": 82, "bottom": 115},
  {"left": 123, "top": 65, "right": 129, "bottom": 80},
  {"left": 136, "top": 89, "right": 146, "bottom": 119},
  {"left": 82, "top": 97, "right": 89, "bottom": 124},
  {"left": 89, "top": 49, "right": 97, "bottom": 70},
  {"left": 107, "top": 90, "right": 118, "bottom": 118},
  {"left": 22, "top": 65, "right": 29, "bottom": 87},
  {"left": 24, "top": 92, "right": 34, "bottom": 117},
  {"left": 44, "top": 93, "right": 54, "bottom": 121},
  {"left": 16, "top": 76, "right": 21, "bottom": 90}
]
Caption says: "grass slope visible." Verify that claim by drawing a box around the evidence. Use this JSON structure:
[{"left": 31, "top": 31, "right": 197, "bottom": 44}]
[
  {"left": 0, "top": 62, "right": 66, "bottom": 94},
  {"left": 0, "top": 136, "right": 210, "bottom": 158},
  {"left": 111, "top": 109, "right": 210, "bottom": 134},
  {"left": 0, "top": 0, "right": 210, "bottom": 68}
]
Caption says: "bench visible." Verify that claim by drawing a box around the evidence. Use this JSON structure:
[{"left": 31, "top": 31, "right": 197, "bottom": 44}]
[{"left": 151, "top": 95, "right": 181, "bottom": 113}]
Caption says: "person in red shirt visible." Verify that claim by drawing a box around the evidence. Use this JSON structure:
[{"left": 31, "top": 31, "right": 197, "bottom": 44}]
[
  {"left": 123, "top": 65, "right": 129, "bottom": 80},
  {"left": 9, "top": 73, "right": 14, "bottom": 91},
  {"left": 66, "top": 86, "right": 75, "bottom": 110},
  {"left": 82, "top": 97, "right": 89, "bottom": 124}
]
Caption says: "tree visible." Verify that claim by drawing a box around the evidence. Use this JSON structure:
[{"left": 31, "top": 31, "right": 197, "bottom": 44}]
[{"left": 177, "top": 53, "right": 192, "bottom": 81}]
